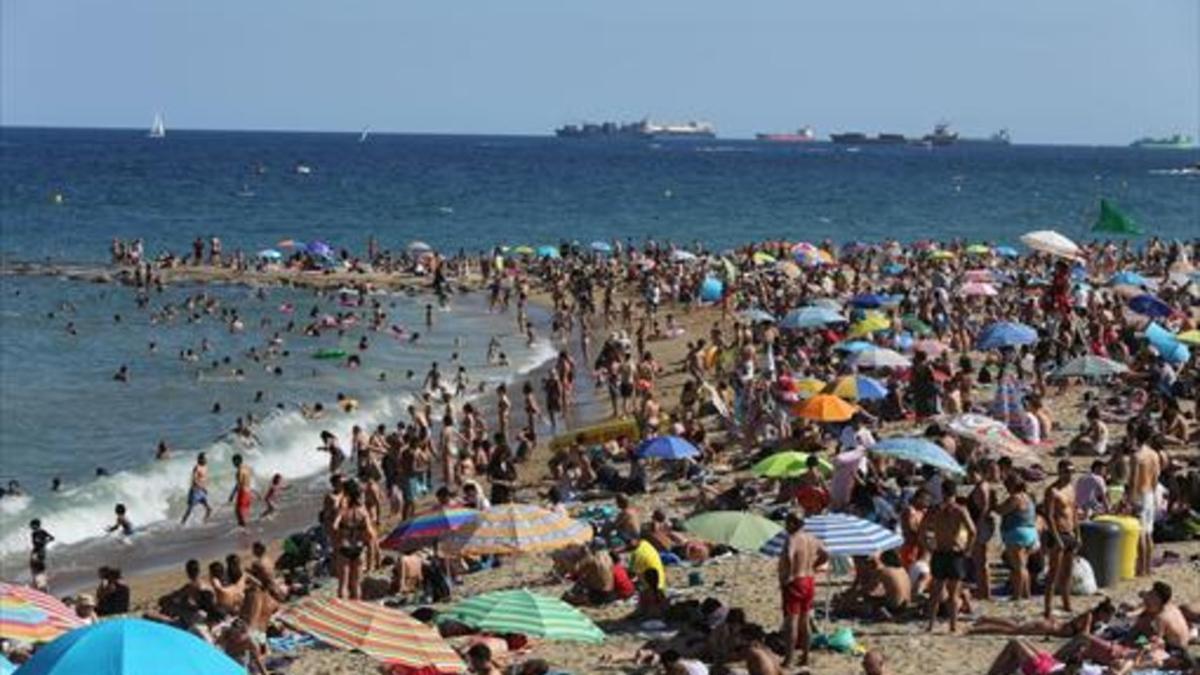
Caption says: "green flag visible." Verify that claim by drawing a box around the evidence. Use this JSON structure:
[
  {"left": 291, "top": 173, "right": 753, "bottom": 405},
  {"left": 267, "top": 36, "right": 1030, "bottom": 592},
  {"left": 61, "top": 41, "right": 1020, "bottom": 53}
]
[{"left": 1092, "top": 199, "right": 1142, "bottom": 235}]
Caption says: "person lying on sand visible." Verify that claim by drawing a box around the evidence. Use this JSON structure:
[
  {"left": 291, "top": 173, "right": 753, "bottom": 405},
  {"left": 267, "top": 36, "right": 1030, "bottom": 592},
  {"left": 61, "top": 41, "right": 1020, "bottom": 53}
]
[{"left": 969, "top": 597, "right": 1115, "bottom": 637}]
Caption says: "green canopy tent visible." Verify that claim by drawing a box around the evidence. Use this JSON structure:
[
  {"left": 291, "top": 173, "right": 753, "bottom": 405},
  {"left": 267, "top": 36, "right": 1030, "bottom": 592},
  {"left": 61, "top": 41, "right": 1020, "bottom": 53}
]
[{"left": 1092, "top": 199, "right": 1142, "bottom": 236}]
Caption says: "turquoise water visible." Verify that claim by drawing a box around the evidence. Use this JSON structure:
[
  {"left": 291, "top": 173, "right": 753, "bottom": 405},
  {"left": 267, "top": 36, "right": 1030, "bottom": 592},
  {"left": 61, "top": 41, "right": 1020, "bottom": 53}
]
[{"left": 0, "top": 127, "right": 1196, "bottom": 584}]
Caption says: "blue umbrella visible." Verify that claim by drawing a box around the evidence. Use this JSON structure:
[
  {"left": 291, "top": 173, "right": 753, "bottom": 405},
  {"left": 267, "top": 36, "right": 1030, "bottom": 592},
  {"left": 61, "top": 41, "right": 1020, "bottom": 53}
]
[
  {"left": 16, "top": 618, "right": 244, "bottom": 675},
  {"left": 761, "top": 513, "right": 903, "bottom": 557},
  {"left": 536, "top": 245, "right": 560, "bottom": 259},
  {"left": 306, "top": 240, "right": 333, "bottom": 258},
  {"left": 699, "top": 277, "right": 724, "bottom": 303},
  {"left": 256, "top": 248, "right": 283, "bottom": 260},
  {"left": 0, "top": 656, "right": 13, "bottom": 675},
  {"left": 1109, "top": 271, "right": 1150, "bottom": 287},
  {"left": 850, "top": 293, "right": 887, "bottom": 308},
  {"left": 1128, "top": 294, "right": 1172, "bottom": 319},
  {"left": 869, "top": 437, "right": 964, "bottom": 475},
  {"left": 589, "top": 241, "right": 612, "bottom": 254},
  {"left": 975, "top": 321, "right": 1038, "bottom": 350},
  {"left": 738, "top": 308, "right": 776, "bottom": 324},
  {"left": 882, "top": 263, "right": 906, "bottom": 276},
  {"left": 1146, "top": 323, "right": 1191, "bottom": 365},
  {"left": 780, "top": 306, "right": 846, "bottom": 330},
  {"left": 636, "top": 435, "right": 699, "bottom": 460},
  {"left": 994, "top": 245, "right": 1019, "bottom": 258},
  {"left": 834, "top": 340, "right": 875, "bottom": 353}
]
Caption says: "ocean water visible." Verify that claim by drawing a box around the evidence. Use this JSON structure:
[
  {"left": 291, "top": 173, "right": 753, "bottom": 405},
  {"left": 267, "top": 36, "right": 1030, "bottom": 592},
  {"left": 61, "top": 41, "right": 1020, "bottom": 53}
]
[{"left": 0, "top": 127, "right": 1197, "bottom": 585}]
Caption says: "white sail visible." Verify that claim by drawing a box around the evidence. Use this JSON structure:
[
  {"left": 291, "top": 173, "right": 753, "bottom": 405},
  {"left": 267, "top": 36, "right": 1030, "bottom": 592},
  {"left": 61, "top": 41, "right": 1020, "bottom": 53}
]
[
  {"left": 358, "top": 126, "right": 370, "bottom": 143},
  {"left": 148, "top": 113, "right": 166, "bottom": 138}
]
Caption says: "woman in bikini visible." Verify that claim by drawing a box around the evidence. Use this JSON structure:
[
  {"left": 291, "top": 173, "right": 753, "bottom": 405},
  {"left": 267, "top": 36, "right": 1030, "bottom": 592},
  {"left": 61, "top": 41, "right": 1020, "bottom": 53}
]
[
  {"left": 332, "top": 480, "right": 378, "bottom": 599},
  {"left": 969, "top": 597, "right": 1114, "bottom": 637}
]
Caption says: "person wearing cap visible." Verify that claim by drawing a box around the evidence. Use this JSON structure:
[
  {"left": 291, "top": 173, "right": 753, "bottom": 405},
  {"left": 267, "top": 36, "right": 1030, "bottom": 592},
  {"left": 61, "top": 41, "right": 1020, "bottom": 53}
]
[{"left": 74, "top": 594, "right": 97, "bottom": 625}]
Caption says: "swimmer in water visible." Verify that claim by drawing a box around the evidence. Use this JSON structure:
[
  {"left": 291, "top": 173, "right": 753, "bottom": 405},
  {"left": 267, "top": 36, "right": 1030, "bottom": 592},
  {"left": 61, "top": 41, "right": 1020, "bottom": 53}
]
[
  {"left": 155, "top": 440, "right": 171, "bottom": 460},
  {"left": 180, "top": 453, "right": 212, "bottom": 524},
  {"left": 113, "top": 365, "right": 129, "bottom": 383},
  {"left": 106, "top": 503, "right": 134, "bottom": 537}
]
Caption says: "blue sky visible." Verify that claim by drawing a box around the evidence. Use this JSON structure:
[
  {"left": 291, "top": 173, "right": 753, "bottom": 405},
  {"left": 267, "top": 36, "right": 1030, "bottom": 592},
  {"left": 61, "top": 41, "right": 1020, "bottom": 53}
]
[{"left": 2, "top": 0, "right": 1196, "bottom": 144}]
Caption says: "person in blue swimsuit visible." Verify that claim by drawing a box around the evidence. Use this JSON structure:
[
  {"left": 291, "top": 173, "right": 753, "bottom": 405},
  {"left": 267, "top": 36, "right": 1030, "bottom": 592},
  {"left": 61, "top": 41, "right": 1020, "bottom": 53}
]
[{"left": 998, "top": 475, "right": 1038, "bottom": 600}]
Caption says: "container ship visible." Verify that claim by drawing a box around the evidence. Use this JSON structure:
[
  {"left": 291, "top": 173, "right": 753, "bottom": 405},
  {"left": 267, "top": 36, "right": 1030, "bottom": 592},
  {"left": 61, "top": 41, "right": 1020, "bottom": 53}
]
[
  {"left": 1130, "top": 134, "right": 1196, "bottom": 149},
  {"left": 755, "top": 125, "right": 816, "bottom": 143},
  {"left": 555, "top": 119, "right": 716, "bottom": 140},
  {"left": 829, "top": 131, "right": 908, "bottom": 145}
]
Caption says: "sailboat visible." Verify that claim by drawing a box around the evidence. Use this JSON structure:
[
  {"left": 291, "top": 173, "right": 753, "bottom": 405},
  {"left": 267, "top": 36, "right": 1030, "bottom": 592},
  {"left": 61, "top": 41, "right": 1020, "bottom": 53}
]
[
  {"left": 358, "top": 126, "right": 370, "bottom": 143},
  {"left": 148, "top": 112, "right": 166, "bottom": 139}
]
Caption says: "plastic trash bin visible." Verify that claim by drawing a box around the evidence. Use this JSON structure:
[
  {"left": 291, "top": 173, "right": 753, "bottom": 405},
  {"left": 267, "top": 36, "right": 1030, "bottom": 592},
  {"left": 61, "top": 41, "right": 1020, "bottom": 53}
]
[
  {"left": 1079, "top": 520, "right": 1122, "bottom": 588},
  {"left": 1095, "top": 515, "right": 1140, "bottom": 580}
]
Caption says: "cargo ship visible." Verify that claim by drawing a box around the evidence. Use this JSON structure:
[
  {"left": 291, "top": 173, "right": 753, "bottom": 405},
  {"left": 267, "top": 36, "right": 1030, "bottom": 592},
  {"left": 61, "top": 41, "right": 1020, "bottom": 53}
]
[
  {"left": 755, "top": 125, "right": 816, "bottom": 143},
  {"left": 1130, "top": 134, "right": 1196, "bottom": 149},
  {"left": 922, "top": 122, "right": 959, "bottom": 146},
  {"left": 555, "top": 119, "right": 716, "bottom": 140},
  {"left": 829, "top": 131, "right": 908, "bottom": 145},
  {"left": 959, "top": 128, "right": 1012, "bottom": 145}
]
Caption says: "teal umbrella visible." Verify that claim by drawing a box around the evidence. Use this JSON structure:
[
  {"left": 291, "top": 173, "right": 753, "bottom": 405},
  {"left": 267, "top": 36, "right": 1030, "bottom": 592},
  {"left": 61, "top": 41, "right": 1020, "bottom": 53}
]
[
  {"left": 439, "top": 589, "right": 604, "bottom": 643},
  {"left": 15, "top": 618, "right": 244, "bottom": 675},
  {"left": 536, "top": 245, "right": 560, "bottom": 259}
]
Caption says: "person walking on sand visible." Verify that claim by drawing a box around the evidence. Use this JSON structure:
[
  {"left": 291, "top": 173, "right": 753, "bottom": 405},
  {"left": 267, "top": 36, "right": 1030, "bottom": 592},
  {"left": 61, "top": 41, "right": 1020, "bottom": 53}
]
[
  {"left": 180, "top": 453, "right": 212, "bottom": 525},
  {"left": 1042, "top": 459, "right": 1079, "bottom": 618},
  {"left": 332, "top": 479, "right": 376, "bottom": 600},
  {"left": 778, "top": 512, "right": 828, "bottom": 669},
  {"left": 920, "top": 479, "right": 975, "bottom": 633},
  {"left": 1126, "top": 422, "right": 1161, "bottom": 577},
  {"left": 228, "top": 454, "right": 253, "bottom": 529}
]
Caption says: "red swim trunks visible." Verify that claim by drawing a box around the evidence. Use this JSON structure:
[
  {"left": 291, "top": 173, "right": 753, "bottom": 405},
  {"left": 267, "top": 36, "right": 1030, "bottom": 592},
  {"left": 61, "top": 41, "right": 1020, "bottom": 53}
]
[
  {"left": 782, "top": 576, "right": 815, "bottom": 617},
  {"left": 236, "top": 489, "right": 252, "bottom": 520}
]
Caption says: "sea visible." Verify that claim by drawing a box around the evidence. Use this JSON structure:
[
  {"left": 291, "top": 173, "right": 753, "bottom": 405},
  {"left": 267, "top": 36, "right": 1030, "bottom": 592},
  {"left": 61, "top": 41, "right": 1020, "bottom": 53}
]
[{"left": 0, "top": 127, "right": 1197, "bottom": 589}]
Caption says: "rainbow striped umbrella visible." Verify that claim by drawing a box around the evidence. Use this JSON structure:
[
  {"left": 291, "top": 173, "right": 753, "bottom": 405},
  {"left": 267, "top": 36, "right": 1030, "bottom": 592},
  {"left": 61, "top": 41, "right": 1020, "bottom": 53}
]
[
  {"left": 0, "top": 583, "right": 83, "bottom": 643},
  {"left": 439, "top": 589, "right": 604, "bottom": 643},
  {"left": 280, "top": 597, "right": 464, "bottom": 672},
  {"left": 442, "top": 504, "right": 592, "bottom": 556},
  {"left": 380, "top": 507, "right": 478, "bottom": 551}
]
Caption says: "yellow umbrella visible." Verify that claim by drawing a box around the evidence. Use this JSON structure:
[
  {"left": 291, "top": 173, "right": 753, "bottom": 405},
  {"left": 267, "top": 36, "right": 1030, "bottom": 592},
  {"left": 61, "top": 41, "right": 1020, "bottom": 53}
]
[
  {"left": 792, "top": 394, "right": 858, "bottom": 422},
  {"left": 512, "top": 245, "right": 535, "bottom": 256},
  {"left": 928, "top": 249, "right": 956, "bottom": 260},
  {"left": 752, "top": 251, "right": 777, "bottom": 265},
  {"left": 848, "top": 312, "right": 890, "bottom": 338},
  {"left": 1177, "top": 330, "right": 1200, "bottom": 346},
  {"left": 793, "top": 377, "right": 827, "bottom": 398},
  {"left": 965, "top": 244, "right": 991, "bottom": 255}
]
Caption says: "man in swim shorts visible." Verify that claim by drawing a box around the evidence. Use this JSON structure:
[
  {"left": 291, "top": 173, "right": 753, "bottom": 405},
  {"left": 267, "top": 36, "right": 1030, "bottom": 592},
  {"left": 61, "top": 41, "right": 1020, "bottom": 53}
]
[
  {"left": 229, "top": 454, "right": 252, "bottom": 528},
  {"left": 921, "top": 479, "right": 975, "bottom": 634},
  {"left": 778, "top": 512, "right": 828, "bottom": 668},
  {"left": 1126, "top": 423, "right": 1161, "bottom": 577},
  {"left": 1042, "top": 459, "right": 1079, "bottom": 618},
  {"left": 181, "top": 453, "right": 212, "bottom": 525}
]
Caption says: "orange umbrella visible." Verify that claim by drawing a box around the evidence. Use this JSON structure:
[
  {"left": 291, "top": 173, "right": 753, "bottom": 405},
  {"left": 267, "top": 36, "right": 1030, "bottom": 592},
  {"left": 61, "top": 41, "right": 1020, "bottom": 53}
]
[{"left": 792, "top": 394, "right": 858, "bottom": 422}]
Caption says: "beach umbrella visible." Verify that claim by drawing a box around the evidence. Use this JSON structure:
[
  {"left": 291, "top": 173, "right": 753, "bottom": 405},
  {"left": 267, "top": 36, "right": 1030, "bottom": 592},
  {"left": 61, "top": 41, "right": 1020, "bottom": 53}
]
[
  {"left": 1092, "top": 199, "right": 1142, "bottom": 236},
  {"left": 670, "top": 249, "right": 697, "bottom": 262},
  {"left": 965, "top": 244, "right": 992, "bottom": 255},
  {"left": 381, "top": 506, "right": 479, "bottom": 552},
  {"left": 784, "top": 376, "right": 828, "bottom": 399},
  {"left": 684, "top": 511, "right": 783, "bottom": 551},
  {"left": 851, "top": 347, "right": 911, "bottom": 369},
  {"left": 761, "top": 513, "right": 903, "bottom": 558},
  {"left": 901, "top": 314, "right": 933, "bottom": 336},
  {"left": 975, "top": 321, "right": 1038, "bottom": 350},
  {"left": 306, "top": 240, "right": 334, "bottom": 258},
  {"left": 699, "top": 276, "right": 724, "bottom": 302},
  {"left": 407, "top": 241, "right": 433, "bottom": 253},
  {"left": 635, "top": 435, "right": 699, "bottom": 460},
  {"left": 536, "top": 245, "right": 560, "bottom": 259},
  {"left": 911, "top": 339, "right": 949, "bottom": 357},
  {"left": 442, "top": 504, "right": 592, "bottom": 556},
  {"left": 828, "top": 375, "right": 889, "bottom": 401},
  {"left": 1178, "top": 330, "right": 1200, "bottom": 346},
  {"left": 928, "top": 249, "right": 956, "bottom": 261},
  {"left": 958, "top": 281, "right": 998, "bottom": 297},
  {"left": 963, "top": 269, "right": 996, "bottom": 283},
  {"left": 882, "top": 262, "right": 906, "bottom": 276},
  {"left": 1020, "top": 230, "right": 1081, "bottom": 259},
  {"left": 1050, "top": 355, "right": 1130, "bottom": 381},
  {"left": 16, "top": 618, "right": 243, "bottom": 675},
  {"left": 751, "top": 451, "right": 833, "bottom": 479},
  {"left": 752, "top": 251, "right": 777, "bottom": 265},
  {"left": 1128, "top": 294, "right": 1173, "bottom": 319},
  {"left": 945, "top": 413, "right": 1034, "bottom": 460},
  {"left": 0, "top": 583, "right": 83, "bottom": 643},
  {"left": 774, "top": 260, "right": 802, "bottom": 279},
  {"left": 1109, "top": 271, "right": 1152, "bottom": 288},
  {"left": 589, "top": 241, "right": 612, "bottom": 254},
  {"left": 738, "top": 308, "right": 776, "bottom": 324},
  {"left": 847, "top": 312, "right": 890, "bottom": 338},
  {"left": 792, "top": 394, "right": 858, "bottom": 422},
  {"left": 869, "top": 437, "right": 964, "bottom": 475},
  {"left": 256, "top": 248, "right": 283, "bottom": 260},
  {"left": 0, "top": 655, "right": 13, "bottom": 675},
  {"left": 512, "top": 245, "right": 535, "bottom": 256},
  {"left": 994, "top": 245, "right": 1019, "bottom": 258},
  {"left": 279, "top": 597, "right": 464, "bottom": 673},
  {"left": 440, "top": 589, "right": 604, "bottom": 643},
  {"left": 780, "top": 306, "right": 846, "bottom": 330},
  {"left": 850, "top": 293, "right": 887, "bottom": 309},
  {"left": 834, "top": 340, "right": 875, "bottom": 353}
]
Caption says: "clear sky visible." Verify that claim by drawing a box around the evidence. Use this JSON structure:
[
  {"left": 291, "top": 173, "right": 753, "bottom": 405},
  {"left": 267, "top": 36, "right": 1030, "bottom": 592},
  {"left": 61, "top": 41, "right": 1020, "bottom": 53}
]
[{"left": 3, "top": 0, "right": 1197, "bottom": 144}]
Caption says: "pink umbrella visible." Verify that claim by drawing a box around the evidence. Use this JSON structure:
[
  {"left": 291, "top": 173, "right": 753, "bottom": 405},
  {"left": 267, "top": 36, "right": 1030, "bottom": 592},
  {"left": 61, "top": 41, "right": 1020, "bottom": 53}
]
[
  {"left": 963, "top": 269, "right": 995, "bottom": 283},
  {"left": 958, "top": 281, "right": 999, "bottom": 297},
  {"left": 912, "top": 339, "right": 949, "bottom": 356}
]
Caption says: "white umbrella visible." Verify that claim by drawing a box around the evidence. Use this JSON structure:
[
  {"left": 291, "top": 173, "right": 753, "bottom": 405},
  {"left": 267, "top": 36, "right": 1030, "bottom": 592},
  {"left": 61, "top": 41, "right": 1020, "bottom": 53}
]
[
  {"left": 407, "top": 241, "right": 433, "bottom": 253},
  {"left": 1020, "top": 230, "right": 1081, "bottom": 259},
  {"left": 851, "top": 347, "right": 911, "bottom": 369}
]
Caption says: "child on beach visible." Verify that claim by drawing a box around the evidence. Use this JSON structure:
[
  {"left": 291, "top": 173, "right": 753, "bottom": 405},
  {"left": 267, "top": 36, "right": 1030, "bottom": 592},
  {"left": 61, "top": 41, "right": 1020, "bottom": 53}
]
[{"left": 261, "top": 474, "right": 285, "bottom": 519}]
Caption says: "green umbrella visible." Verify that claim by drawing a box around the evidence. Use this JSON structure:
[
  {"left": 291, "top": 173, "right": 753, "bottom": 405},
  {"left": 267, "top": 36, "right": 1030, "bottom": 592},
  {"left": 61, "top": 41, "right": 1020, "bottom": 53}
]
[
  {"left": 1049, "top": 355, "right": 1129, "bottom": 380},
  {"left": 438, "top": 589, "right": 604, "bottom": 644},
  {"left": 752, "top": 451, "right": 833, "bottom": 478},
  {"left": 901, "top": 314, "right": 933, "bottom": 336},
  {"left": 683, "top": 511, "right": 782, "bottom": 551},
  {"left": 1092, "top": 199, "right": 1142, "bottom": 236}
]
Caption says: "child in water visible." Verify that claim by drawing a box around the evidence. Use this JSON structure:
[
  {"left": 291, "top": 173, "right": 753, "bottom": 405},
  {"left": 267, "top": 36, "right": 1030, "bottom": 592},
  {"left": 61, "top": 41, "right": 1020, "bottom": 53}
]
[
  {"left": 261, "top": 474, "right": 286, "bottom": 519},
  {"left": 106, "top": 504, "right": 134, "bottom": 538}
]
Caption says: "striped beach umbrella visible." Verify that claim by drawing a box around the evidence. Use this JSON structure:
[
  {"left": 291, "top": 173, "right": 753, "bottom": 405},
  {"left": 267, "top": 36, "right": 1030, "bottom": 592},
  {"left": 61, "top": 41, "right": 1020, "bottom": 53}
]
[
  {"left": 761, "top": 513, "right": 902, "bottom": 558},
  {"left": 380, "top": 506, "right": 479, "bottom": 552},
  {"left": 945, "top": 413, "right": 1034, "bottom": 460},
  {"left": 442, "top": 504, "right": 592, "bottom": 556},
  {"left": 280, "top": 597, "right": 464, "bottom": 673},
  {"left": 439, "top": 589, "right": 604, "bottom": 643},
  {"left": 0, "top": 583, "right": 83, "bottom": 643}
]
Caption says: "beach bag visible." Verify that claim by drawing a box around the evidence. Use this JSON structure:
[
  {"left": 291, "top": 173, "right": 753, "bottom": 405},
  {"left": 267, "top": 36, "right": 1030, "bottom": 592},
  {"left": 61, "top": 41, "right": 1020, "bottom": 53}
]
[{"left": 1071, "top": 557, "right": 1098, "bottom": 596}]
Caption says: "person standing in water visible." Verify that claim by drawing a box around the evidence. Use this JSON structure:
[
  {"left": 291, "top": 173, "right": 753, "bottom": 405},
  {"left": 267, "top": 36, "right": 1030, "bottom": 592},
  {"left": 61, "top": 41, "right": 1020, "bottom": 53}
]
[
  {"left": 181, "top": 453, "right": 212, "bottom": 525},
  {"left": 228, "top": 454, "right": 253, "bottom": 529}
]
